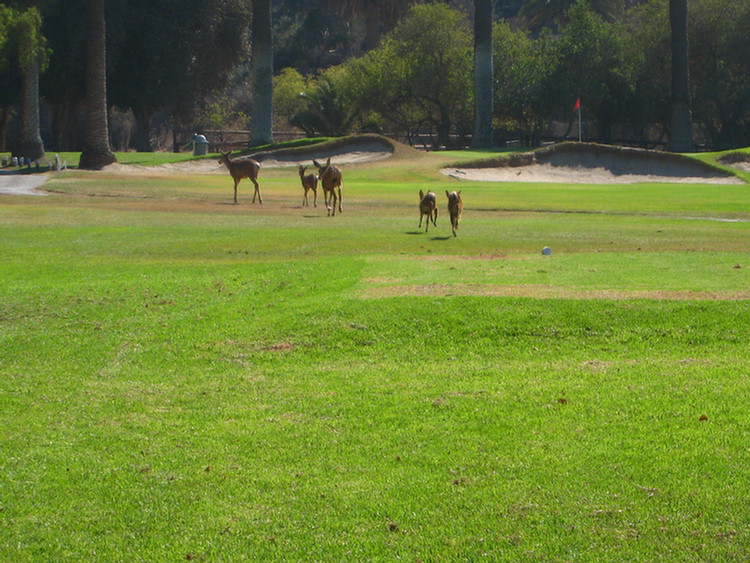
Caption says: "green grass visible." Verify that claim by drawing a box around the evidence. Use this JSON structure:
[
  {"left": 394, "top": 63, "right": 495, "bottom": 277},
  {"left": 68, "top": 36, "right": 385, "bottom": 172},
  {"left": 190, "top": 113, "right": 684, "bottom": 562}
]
[{"left": 2, "top": 148, "right": 750, "bottom": 562}]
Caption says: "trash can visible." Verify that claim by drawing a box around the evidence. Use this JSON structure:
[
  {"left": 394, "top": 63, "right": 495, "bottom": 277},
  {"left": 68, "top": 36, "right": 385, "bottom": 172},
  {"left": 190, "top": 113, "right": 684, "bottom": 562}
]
[{"left": 193, "top": 134, "right": 209, "bottom": 156}]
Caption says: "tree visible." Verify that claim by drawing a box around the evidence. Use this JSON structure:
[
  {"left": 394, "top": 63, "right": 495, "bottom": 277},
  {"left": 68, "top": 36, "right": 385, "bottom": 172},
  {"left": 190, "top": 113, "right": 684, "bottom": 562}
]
[
  {"left": 689, "top": 0, "right": 750, "bottom": 149},
  {"left": 79, "top": 0, "right": 116, "bottom": 169},
  {"left": 250, "top": 0, "right": 273, "bottom": 146},
  {"left": 472, "top": 0, "right": 493, "bottom": 148},
  {"left": 551, "top": 0, "right": 634, "bottom": 144},
  {"left": 289, "top": 70, "right": 357, "bottom": 137},
  {"left": 345, "top": 4, "right": 473, "bottom": 148},
  {"left": 13, "top": 6, "right": 48, "bottom": 160},
  {"left": 107, "top": 0, "right": 250, "bottom": 151},
  {"left": 519, "top": 0, "right": 625, "bottom": 30},
  {"left": 492, "top": 22, "right": 557, "bottom": 146},
  {"left": 0, "top": 4, "right": 17, "bottom": 151},
  {"left": 40, "top": 0, "right": 87, "bottom": 151},
  {"left": 666, "top": 0, "right": 693, "bottom": 152}
]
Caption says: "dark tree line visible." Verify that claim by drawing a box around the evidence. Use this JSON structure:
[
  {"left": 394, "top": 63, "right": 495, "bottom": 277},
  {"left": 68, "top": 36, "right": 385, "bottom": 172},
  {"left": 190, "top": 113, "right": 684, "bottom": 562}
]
[{"left": 1, "top": 0, "right": 749, "bottom": 154}]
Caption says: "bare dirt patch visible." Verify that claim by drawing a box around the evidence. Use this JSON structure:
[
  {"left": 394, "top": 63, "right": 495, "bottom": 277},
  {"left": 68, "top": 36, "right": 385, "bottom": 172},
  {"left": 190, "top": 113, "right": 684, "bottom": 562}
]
[{"left": 360, "top": 283, "right": 750, "bottom": 301}]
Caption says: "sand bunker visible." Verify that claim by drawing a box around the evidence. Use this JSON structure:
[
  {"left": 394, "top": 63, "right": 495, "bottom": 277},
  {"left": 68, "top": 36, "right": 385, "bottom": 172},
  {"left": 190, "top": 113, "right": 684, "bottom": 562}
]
[
  {"left": 102, "top": 137, "right": 395, "bottom": 175},
  {"left": 443, "top": 143, "right": 742, "bottom": 185}
]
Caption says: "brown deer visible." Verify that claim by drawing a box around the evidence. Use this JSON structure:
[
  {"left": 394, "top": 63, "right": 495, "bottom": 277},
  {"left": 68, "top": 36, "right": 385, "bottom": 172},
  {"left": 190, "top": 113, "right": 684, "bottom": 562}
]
[
  {"left": 313, "top": 158, "right": 343, "bottom": 216},
  {"left": 298, "top": 165, "right": 318, "bottom": 207},
  {"left": 418, "top": 190, "right": 438, "bottom": 232},
  {"left": 446, "top": 190, "right": 462, "bottom": 237},
  {"left": 218, "top": 151, "right": 261, "bottom": 204}
]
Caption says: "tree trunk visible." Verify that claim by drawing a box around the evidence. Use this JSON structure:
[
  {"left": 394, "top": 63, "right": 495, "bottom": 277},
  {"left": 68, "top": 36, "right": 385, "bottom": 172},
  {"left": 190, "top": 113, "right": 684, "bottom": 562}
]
[
  {"left": 133, "top": 108, "right": 154, "bottom": 152},
  {"left": 472, "top": 0, "right": 493, "bottom": 148},
  {"left": 667, "top": 0, "right": 693, "bottom": 152},
  {"left": 18, "top": 57, "right": 45, "bottom": 160},
  {"left": 250, "top": 0, "right": 273, "bottom": 146},
  {"left": 79, "top": 0, "right": 116, "bottom": 169},
  {"left": 0, "top": 106, "right": 11, "bottom": 153}
]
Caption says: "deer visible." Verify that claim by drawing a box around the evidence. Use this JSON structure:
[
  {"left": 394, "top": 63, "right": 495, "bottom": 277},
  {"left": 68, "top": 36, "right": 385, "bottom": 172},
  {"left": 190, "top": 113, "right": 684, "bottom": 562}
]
[
  {"left": 446, "top": 190, "right": 462, "bottom": 237},
  {"left": 418, "top": 190, "right": 438, "bottom": 232},
  {"left": 298, "top": 165, "right": 318, "bottom": 207},
  {"left": 313, "top": 158, "right": 343, "bottom": 216},
  {"left": 218, "top": 151, "right": 261, "bottom": 204}
]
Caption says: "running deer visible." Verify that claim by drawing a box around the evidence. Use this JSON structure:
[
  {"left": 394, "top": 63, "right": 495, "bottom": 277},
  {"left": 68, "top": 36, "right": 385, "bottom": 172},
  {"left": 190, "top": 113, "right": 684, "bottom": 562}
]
[
  {"left": 418, "top": 190, "right": 438, "bottom": 232},
  {"left": 218, "top": 151, "right": 261, "bottom": 204},
  {"left": 298, "top": 165, "right": 318, "bottom": 207},
  {"left": 446, "top": 190, "right": 462, "bottom": 236},
  {"left": 313, "top": 158, "right": 343, "bottom": 216}
]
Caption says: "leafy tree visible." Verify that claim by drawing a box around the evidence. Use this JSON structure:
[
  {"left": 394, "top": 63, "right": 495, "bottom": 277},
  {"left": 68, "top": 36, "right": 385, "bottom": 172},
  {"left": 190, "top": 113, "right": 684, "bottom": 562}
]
[
  {"left": 273, "top": 67, "right": 309, "bottom": 127},
  {"left": 79, "top": 0, "right": 116, "bottom": 169},
  {"left": 519, "top": 0, "right": 625, "bottom": 30},
  {"left": 551, "top": 0, "right": 635, "bottom": 143},
  {"left": 690, "top": 0, "right": 750, "bottom": 149},
  {"left": 621, "top": 0, "right": 671, "bottom": 147},
  {"left": 289, "top": 69, "right": 357, "bottom": 137},
  {"left": 345, "top": 4, "right": 473, "bottom": 148},
  {"left": 492, "top": 21, "right": 557, "bottom": 145}
]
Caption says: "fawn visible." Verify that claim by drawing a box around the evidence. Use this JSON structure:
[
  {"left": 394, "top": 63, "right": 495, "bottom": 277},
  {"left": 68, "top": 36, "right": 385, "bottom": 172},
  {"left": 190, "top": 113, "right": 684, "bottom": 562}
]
[
  {"left": 419, "top": 190, "right": 438, "bottom": 232},
  {"left": 446, "top": 190, "right": 462, "bottom": 237},
  {"left": 298, "top": 165, "right": 318, "bottom": 207},
  {"left": 218, "top": 151, "right": 261, "bottom": 204},
  {"left": 313, "top": 158, "right": 343, "bottom": 216}
]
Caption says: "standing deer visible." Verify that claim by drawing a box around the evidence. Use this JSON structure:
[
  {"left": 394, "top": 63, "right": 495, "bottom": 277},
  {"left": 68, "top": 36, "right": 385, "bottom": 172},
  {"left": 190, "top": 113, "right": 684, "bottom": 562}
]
[
  {"left": 418, "top": 190, "right": 438, "bottom": 232},
  {"left": 313, "top": 158, "right": 343, "bottom": 216},
  {"left": 298, "top": 165, "right": 318, "bottom": 207},
  {"left": 446, "top": 190, "right": 462, "bottom": 236},
  {"left": 218, "top": 151, "right": 261, "bottom": 204}
]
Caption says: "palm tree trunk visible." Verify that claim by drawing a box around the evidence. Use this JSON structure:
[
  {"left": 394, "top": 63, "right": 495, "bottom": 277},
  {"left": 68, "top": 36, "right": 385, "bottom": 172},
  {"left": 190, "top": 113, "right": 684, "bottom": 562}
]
[
  {"left": 250, "top": 0, "right": 273, "bottom": 146},
  {"left": 667, "top": 0, "right": 693, "bottom": 152},
  {"left": 79, "top": 0, "right": 116, "bottom": 169},
  {"left": 18, "top": 56, "right": 45, "bottom": 161},
  {"left": 472, "top": 0, "right": 493, "bottom": 148}
]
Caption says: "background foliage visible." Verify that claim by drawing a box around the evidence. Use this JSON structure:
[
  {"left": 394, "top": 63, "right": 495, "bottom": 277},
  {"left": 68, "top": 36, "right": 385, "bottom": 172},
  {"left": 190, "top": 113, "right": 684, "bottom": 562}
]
[{"left": 0, "top": 0, "right": 748, "bottom": 151}]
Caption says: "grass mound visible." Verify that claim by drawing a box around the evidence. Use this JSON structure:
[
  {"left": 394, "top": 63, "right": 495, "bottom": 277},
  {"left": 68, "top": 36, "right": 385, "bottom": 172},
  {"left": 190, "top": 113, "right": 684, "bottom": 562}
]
[{"left": 242, "top": 134, "right": 418, "bottom": 163}]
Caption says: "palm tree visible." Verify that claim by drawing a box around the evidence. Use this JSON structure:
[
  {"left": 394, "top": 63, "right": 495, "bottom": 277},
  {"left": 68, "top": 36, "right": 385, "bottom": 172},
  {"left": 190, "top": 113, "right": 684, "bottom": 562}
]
[
  {"left": 15, "top": 7, "right": 46, "bottom": 161},
  {"left": 79, "top": 0, "right": 116, "bottom": 169},
  {"left": 250, "top": 0, "right": 273, "bottom": 146},
  {"left": 472, "top": 0, "right": 493, "bottom": 148},
  {"left": 666, "top": 0, "right": 693, "bottom": 152}
]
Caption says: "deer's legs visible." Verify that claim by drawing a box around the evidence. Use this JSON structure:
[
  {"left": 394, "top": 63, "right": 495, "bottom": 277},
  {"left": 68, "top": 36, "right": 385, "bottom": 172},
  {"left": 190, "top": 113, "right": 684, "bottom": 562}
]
[{"left": 251, "top": 178, "right": 262, "bottom": 204}]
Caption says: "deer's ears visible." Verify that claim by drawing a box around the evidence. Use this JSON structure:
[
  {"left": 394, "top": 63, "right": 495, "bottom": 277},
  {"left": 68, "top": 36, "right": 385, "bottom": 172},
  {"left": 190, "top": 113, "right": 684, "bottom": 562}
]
[
  {"left": 312, "top": 159, "right": 321, "bottom": 168},
  {"left": 419, "top": 190, "right": 424, "bottom": 199}
]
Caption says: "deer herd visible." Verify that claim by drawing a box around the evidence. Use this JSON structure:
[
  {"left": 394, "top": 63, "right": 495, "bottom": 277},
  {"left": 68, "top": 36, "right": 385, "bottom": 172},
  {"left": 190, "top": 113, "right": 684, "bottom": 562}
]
[{"left": 219, "top": 152, "right": 463, "bottom": 235}]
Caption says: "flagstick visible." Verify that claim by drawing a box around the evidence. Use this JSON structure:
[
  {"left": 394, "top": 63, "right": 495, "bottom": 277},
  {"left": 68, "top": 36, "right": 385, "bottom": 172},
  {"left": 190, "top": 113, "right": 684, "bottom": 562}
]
[{"left": 578, "top": 106, "right": 582, "bottom": 142}]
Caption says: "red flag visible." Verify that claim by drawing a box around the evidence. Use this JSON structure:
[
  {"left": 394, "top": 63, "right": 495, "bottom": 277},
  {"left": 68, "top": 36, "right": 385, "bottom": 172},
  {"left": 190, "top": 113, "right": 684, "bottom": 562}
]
[{"left": 573, "top": 98, "right": 581, "bottom": 111}]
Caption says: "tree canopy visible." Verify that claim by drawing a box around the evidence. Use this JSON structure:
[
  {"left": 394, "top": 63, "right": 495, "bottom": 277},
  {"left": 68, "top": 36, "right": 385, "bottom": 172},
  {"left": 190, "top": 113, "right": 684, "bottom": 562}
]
[{"left": 1, "top": 0, "right": 749, "bottom": 152}]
